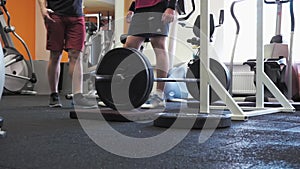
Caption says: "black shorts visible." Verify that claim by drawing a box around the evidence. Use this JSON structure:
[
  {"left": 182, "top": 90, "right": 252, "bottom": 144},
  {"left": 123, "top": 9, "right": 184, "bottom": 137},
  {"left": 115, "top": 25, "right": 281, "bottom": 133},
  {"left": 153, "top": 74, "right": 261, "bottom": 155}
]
[{"left": 127, "top": 1, "right": 169, "bottom": 38}]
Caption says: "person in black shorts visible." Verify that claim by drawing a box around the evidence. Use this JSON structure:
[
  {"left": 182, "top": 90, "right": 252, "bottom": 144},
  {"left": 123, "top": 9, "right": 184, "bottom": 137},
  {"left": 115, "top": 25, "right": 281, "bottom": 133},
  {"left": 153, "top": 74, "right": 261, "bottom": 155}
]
[{"left": 125, "top": 0, "right": 176, "bottom": 109}]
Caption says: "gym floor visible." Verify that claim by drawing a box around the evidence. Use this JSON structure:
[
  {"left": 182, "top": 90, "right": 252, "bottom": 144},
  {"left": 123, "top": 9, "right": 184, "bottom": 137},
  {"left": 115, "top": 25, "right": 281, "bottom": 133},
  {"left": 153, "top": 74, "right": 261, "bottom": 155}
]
[{"left": 0, "top": 95, "right": 300, "bottom": 169}]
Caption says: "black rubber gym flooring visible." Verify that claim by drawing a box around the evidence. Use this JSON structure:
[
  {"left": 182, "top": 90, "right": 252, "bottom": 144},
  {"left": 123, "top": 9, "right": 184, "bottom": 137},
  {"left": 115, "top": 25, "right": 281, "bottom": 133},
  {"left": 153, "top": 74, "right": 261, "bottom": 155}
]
[{"left": 0, "top": 95, "right": 300, "bottom": 169}]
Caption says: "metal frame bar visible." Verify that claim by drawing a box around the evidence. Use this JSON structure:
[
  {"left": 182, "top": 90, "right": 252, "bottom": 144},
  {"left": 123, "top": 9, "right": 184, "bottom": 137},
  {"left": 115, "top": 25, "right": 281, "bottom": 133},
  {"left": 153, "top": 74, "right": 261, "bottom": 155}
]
[
  {"left": 0, "top": 11, "right": 14, "bottom": 47},
  {"left": 199, "top": 0, "right": 210, "bottom": 113},
  {"left": 198, "top": 0, "right": 294, "bottom": 121},
  {"left": 275, "top": 0, "right": 283, "bottom": 35}
]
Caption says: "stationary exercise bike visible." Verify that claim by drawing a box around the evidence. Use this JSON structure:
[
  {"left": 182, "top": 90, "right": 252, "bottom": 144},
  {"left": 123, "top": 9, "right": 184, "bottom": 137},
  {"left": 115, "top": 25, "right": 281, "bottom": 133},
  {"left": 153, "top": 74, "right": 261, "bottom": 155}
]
[{"left": 0, "top": 0, "right": 37, "bottom": 94}]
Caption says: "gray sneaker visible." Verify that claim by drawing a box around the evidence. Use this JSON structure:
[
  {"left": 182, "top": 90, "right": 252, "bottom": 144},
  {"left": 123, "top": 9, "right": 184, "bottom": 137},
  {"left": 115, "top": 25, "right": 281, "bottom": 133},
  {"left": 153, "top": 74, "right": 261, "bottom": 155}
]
[
  {"left": 49, "top": 93, "right": 62, "bottom": 108},
  {"left": 73, "top": 93, "right": 98, "bottom": 109},
  {"left": 141, "top": 94, "right": 166, "bottom": 109}
]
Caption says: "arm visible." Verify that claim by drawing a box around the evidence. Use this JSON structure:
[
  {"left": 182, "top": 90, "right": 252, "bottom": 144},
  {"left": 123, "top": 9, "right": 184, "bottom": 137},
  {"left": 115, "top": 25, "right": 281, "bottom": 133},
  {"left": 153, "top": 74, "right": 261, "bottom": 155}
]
[
  {"left": 126, "top": 0, "right": 136, "bottom": 23},
  {"left": 162, "top": 0, "right": 177, "bottom": 24},
  {"left": 37, "top": 0, "right": 55, "bottom": 22}
]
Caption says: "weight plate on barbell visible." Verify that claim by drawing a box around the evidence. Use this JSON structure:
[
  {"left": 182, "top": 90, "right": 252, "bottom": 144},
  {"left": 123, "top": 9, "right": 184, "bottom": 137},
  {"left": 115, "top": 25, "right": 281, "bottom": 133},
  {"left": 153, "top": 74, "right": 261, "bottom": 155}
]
[
  {"left": 186, "top": 58, "right": 231, "bottom": 102},
  {"left": 95, "top": 48, "right": 154, "bottom": 110}
]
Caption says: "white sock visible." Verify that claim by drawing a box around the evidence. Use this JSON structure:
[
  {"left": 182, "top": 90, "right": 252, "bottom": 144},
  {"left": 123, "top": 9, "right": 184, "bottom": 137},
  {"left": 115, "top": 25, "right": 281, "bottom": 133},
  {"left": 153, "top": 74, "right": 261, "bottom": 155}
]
[{"left": 154, "top": 90, "right": 164, "bottom": 99}]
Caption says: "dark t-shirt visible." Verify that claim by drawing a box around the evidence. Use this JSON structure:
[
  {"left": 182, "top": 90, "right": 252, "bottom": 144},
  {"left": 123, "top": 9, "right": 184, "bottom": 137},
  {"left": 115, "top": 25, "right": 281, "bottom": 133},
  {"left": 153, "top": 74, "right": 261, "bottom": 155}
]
[{"left": 47, "top": 0, "right": 83, "bottom": 16}]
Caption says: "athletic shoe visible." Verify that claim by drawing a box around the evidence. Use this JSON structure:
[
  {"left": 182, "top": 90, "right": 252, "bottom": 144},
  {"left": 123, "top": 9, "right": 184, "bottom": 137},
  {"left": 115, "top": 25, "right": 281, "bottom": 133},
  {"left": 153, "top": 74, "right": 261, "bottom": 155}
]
[
  {"left": 49, "top": 93, "right": 62, "bottom": 108},
  {"left": 98, "top": 101, "right": 107, "bottom": 107},
  {"left": 141, "top": 94, "right": 166, "bottom": 109},
  {"left": 73, "top": 93, "right": 98, "bottom": 109}
]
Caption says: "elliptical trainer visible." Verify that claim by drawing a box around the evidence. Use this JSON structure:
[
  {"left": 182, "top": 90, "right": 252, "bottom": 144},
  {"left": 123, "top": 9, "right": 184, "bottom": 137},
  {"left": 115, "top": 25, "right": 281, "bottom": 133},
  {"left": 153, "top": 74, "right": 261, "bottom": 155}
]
[{"left": 0, "top": 0, "right": 37, "bottom": 94}]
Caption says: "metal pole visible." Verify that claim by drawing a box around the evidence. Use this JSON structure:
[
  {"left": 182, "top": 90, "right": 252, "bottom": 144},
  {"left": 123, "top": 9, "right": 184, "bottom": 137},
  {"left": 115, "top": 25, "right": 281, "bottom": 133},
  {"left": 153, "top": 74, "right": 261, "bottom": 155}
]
[
  {"left": 275, "top": 0, "right": 282, "bottom": 35},
  {"left": 288, "top": 0, "right": 295, "bottom": 100},
  {"left": 200, "top": 0, "right": 210, "bottom": 113},
  {"left": 256, "top": 0, "right": 264, "bottom": 108}
]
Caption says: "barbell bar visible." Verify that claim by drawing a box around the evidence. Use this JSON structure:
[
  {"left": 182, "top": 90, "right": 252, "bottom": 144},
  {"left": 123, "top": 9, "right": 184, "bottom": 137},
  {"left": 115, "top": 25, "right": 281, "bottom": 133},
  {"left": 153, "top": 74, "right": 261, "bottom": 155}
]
[{"left": 95, "top": 74, "right": 200, "bottom": 83}]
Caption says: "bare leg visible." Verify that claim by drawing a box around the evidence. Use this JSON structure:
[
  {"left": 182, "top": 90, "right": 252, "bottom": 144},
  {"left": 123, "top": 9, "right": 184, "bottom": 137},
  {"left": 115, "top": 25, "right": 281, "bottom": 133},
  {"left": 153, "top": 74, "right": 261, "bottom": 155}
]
[
  {"left": 48, "top": 51, "right": 63, "bottom": 93},
  {"left": 124, "top": 36, "right": 145, "bottom": 49},
  {"left": 68, "top": 49, "right": 83, "bottom": 94},
  {"left": 150, "top": 36, "right": 169, "bottom": 95}
]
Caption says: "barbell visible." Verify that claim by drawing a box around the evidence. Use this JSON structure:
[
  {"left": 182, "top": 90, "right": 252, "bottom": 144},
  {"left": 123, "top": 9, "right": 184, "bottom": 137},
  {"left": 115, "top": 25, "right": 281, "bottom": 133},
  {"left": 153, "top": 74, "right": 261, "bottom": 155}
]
[
  {"left": 96, "top": 74, "right": 200, "bottom": 83},
  {"left": 95, "top": 48, "right": 230, "bottom": 110}
]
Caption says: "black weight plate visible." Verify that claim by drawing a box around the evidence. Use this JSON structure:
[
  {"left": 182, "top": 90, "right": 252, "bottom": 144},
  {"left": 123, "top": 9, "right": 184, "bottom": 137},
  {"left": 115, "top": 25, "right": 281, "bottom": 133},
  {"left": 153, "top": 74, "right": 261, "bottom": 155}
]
[
  {"left": 95, "top": 48, "right": 153, "bottom": 110},
  {"left": 69, "top": 109, "right": 157, "bottom": 122},
  {"left": 186, "top": 58, "right": 231, "bottom": 102},
  {"left": 153, "top": 112, "right": 231, "bottom": 129}
]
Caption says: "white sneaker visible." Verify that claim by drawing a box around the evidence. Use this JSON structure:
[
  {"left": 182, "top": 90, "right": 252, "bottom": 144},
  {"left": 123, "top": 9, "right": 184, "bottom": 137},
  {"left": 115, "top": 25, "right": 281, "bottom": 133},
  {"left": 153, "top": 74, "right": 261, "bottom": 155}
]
[
  {"left": 73, "top": 93, "right": 98, "bottom": 109},
  {"left": 141, "top": 94, "right": 166, "bottom": 109},
  {"left": 98, "top": 101, "right": 107, "bottom": 107}
]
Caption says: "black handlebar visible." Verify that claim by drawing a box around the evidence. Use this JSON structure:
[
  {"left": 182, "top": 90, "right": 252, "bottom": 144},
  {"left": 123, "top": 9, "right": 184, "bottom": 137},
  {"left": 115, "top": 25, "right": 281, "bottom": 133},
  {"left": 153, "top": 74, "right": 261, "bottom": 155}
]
[
  {"left": 264, "top": 0, "right": 289, "bottom": 4},
  {"left": 178, "top": 0, "right": 195, "bottom": 21},
  {"left": 230, "top": 1, "right": 241, "bottom": 35},
  {"left": 290, "top": 0, "right": 294, "bottom": 32}
]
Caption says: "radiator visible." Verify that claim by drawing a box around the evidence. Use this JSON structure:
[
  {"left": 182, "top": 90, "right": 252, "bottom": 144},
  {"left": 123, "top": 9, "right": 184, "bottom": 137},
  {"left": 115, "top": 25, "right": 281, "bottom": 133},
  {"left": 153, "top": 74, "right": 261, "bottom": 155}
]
[{"left": 232, "top": 72, "right": 256, "bottom": 95}]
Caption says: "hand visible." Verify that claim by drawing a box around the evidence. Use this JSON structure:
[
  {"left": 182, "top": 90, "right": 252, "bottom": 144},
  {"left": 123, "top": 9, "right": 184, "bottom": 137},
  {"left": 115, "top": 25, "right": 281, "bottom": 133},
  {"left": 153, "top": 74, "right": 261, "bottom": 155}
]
[
  {"left": 126, "top": 11, "right": 134, "bottom": 23},
  {"left": 161, "top": 8, "right": 175, "bottom": 24},
  {"left": 41, "top": 8, "right": 55, "bottom": 22}
]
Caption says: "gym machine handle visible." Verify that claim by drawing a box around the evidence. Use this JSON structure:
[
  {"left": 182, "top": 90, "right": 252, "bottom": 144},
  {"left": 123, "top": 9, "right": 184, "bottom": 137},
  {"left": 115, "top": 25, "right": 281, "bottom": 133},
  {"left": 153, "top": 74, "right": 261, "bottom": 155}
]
[
  {"left": 290, "top": 0, "right": 294, "bottom": 32},
  {"left": 178, "top": 0, "right": 195, "bottom": 21},
  {"left": 264, "top": 0, "right": 289, "bottom": 4},
  {"left": 216, "top": 10, "right": 224, "bottom": 27},
  {"left": 230, "top": 0, "right": 244, "bottom": 35},
  {"left": 187, "top": 37, "right": 200, "bottom": 46}
]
